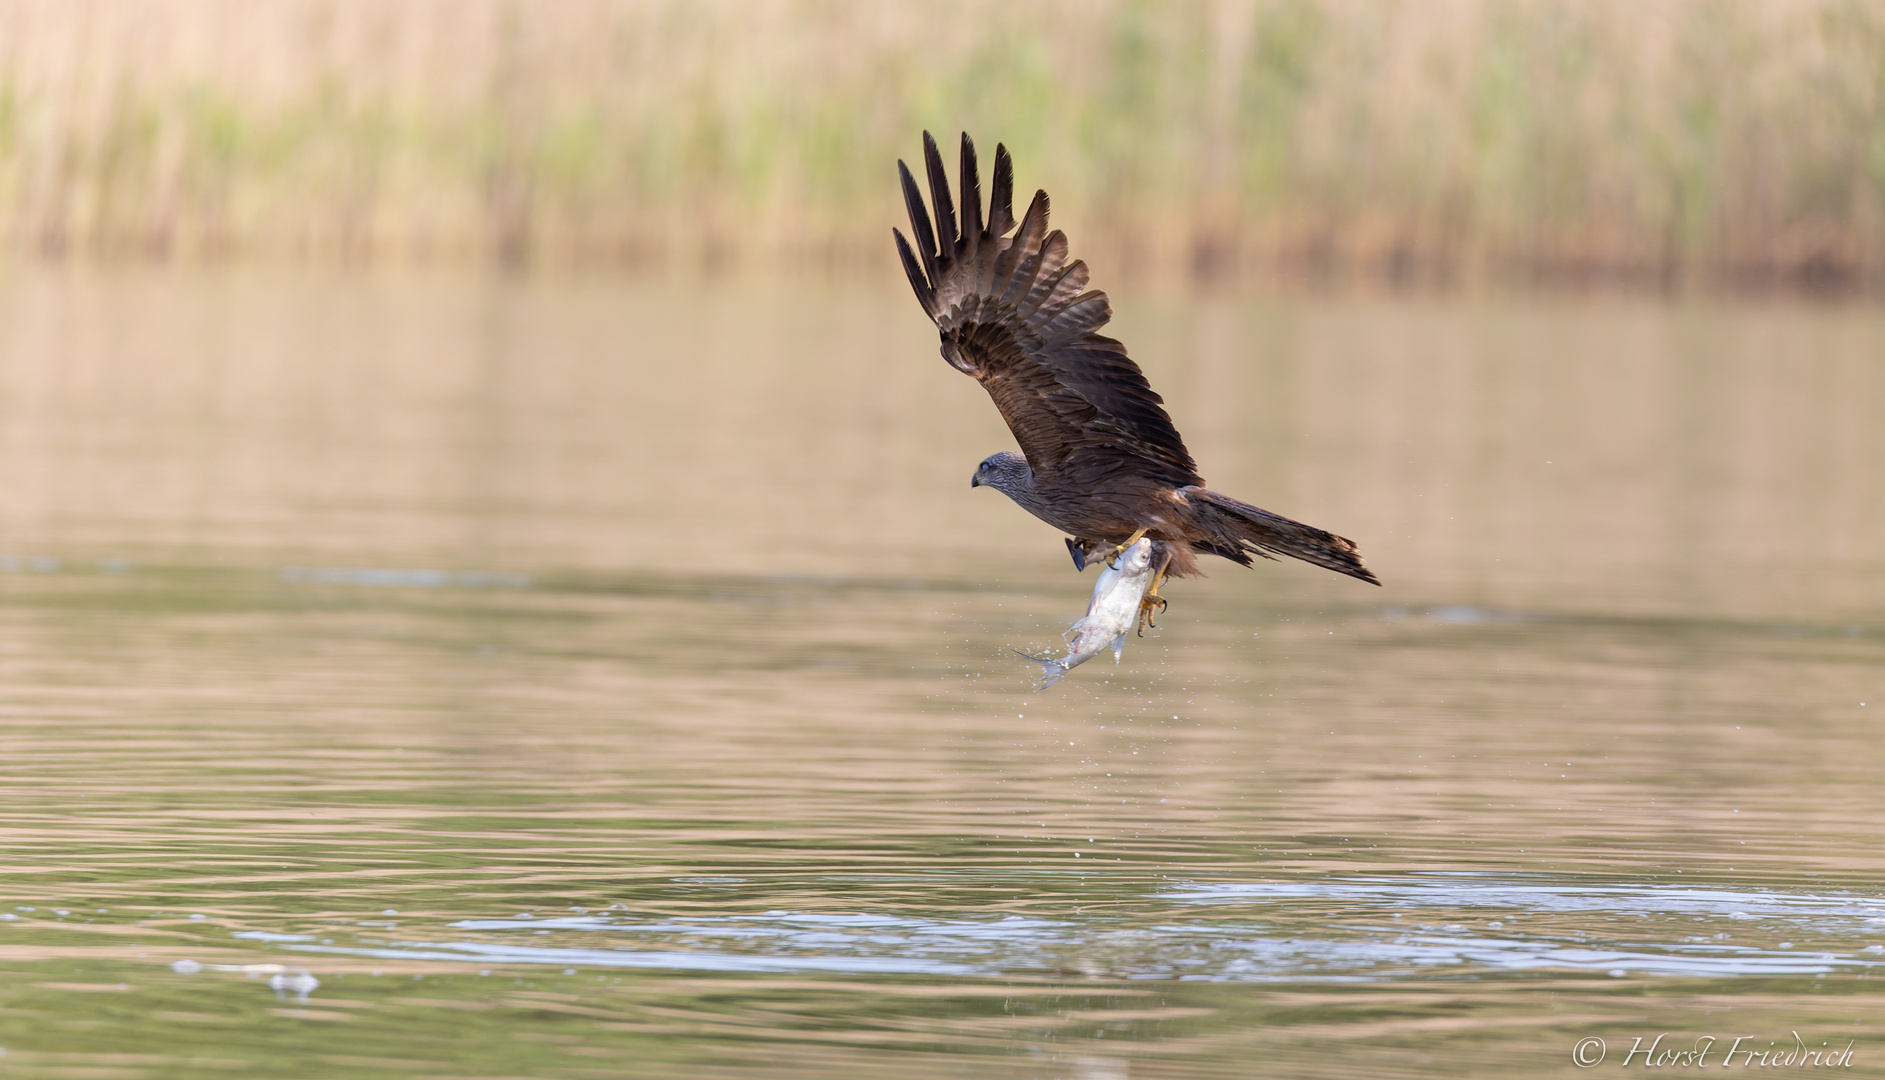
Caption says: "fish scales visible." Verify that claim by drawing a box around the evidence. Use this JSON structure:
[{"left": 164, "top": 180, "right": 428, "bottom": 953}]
[{"left": 1020, "top": 538, "right": 1160, "bottom": 690}]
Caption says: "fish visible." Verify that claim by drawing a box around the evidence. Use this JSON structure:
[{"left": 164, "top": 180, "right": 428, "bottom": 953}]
[{"left": 1019, "top": 537, "right": 1163, "bottom": 690}]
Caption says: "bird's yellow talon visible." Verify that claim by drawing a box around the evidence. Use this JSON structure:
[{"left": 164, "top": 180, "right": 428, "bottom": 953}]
[
  {"left": 1103, "top": 528, "right": 1149, "bottom": 569},
  {"left": 1136, "top": 564, "right": 1169, "bottom": 635}
]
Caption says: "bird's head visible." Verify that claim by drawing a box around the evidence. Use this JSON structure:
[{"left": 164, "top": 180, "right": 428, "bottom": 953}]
[{"left": 970, "top": 451, "right": 1031, "bottom": 494}]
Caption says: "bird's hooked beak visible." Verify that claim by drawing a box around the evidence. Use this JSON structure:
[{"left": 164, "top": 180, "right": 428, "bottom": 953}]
[{"left": 970, "top": 474, "right": 982, "bottom": 489}]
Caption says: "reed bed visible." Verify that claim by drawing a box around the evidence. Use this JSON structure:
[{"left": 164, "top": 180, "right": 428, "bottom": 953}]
[{"left": 1, "top": 0, "right": 1880, "bottom": 287}]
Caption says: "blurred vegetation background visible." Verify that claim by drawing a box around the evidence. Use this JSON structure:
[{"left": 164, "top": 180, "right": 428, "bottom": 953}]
[{"left": 1, "top": 0, "right": 1882, "bottom": 288}]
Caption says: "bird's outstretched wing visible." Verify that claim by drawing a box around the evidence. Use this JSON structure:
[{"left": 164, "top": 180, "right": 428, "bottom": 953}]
[{"left": 893, "top": 132, "right": 1203, "bottom": 491}]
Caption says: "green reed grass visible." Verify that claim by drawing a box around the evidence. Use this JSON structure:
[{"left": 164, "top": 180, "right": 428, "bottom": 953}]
[{"left": 1, "top": 0, "right": 1881, "bottom": 287}]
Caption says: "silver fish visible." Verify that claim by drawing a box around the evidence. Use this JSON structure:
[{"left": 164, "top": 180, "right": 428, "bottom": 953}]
[{"left": 1020, "top": 538, "right": 1160, "bottom": 690}]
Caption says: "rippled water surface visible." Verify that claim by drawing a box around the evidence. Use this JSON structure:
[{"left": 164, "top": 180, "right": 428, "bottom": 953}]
[{"left": 0, "top": 269, "right": 1882, "bottom": 1077}]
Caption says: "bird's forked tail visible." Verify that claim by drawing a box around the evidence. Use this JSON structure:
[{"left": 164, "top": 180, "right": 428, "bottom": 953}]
[{"left": 1187, "top": 488, "right": 1380, "bottom": 585}]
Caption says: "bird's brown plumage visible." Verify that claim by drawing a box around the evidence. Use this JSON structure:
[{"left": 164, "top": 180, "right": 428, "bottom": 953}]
[{"left": 895, "top": 132, "right": 1378, "bottom": 586}]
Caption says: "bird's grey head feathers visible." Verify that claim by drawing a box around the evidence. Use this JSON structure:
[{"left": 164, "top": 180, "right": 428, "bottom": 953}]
[{"left": 970, "top": 451, "right": 1032, "bottom": 494}]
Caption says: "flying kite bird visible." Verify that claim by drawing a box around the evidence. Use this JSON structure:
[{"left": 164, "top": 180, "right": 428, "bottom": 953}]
[{"left": 893, "top": 132, "right": 1379, "bottom": 628}]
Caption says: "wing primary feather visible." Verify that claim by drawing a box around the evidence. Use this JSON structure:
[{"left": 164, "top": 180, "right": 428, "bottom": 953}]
[
  {"left": 958, "top": 134, "right": 984, "bottom": 257},
  {"left": 989, "top": 144, "right": 1016, "bottom": 236},
  {"left": 996, "top": 190, "right": 1052, "bottom": 306},
  {"left": 1025, "top": 248, "right": 1085, "bottom": 320},
  {"left": 1039, "top": 259, "right": 1092, "bottom": 313},
  {"left": 892, "top": 229, "right": 936, "bottom": 312},
  {"left": 1021, "top": 232, "right": 1072, "bottom": 315},
  {"left": 897, "top": 160, "right": 940, "bottom": 286},
  {"left": 922, "top": 131, "right": 957, "bottom": 257},
  {"left": 999, "top": 247, "right": 1044, "bottom": 309},
  {"left": 990, "top": 233, "right": 1026, "bottom": 301},
  {"left": 1037, "top": 291, "right": 1110, "bottom": 344}
]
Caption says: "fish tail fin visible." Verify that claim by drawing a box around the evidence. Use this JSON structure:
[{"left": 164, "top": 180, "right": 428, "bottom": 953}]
[{"left": 1011, "top": 648, "right": 1068, "bottom": 691}]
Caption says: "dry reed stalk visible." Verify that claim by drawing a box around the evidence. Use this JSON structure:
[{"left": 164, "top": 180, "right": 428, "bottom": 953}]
[{"left": 0, "top": 0, "right": 1879, "bottom": 288}]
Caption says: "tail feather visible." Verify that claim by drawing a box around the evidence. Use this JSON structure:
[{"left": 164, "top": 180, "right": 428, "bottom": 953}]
[{"left": 1188, "top": 488, "right": 1380, "bottom": 585}]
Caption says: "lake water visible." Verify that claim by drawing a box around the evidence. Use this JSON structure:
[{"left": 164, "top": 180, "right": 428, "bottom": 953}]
[{"left": 0, "top": 267, "right": 1881, "bottom": 1078}]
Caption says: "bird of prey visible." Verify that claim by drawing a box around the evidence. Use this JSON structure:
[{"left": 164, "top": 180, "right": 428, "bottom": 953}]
[{"left": 894, "top": 132, "right": 1378, "bottom": 618}]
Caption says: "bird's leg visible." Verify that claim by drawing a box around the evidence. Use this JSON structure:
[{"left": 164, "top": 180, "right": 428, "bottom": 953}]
[
  {"left": 1102, "top": 528, "right": 1149, "bottom": 569},
  {"left": 1136, "top": 543, "right": 1174, "bottom": 635},
  {"left": 1137, "top": 564, "right": 1169, "bottom": 635}
]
